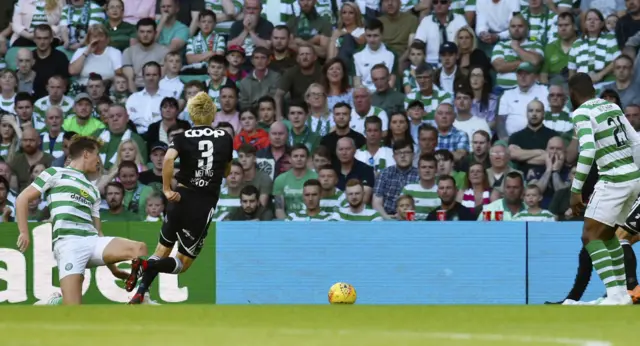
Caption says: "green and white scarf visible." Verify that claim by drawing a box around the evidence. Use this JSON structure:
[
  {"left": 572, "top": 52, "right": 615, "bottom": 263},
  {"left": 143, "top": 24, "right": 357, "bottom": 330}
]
[
  {"left": 41, "top": 132, "right": 65, "bottom": 158},
  {"left": 99, "top": 129, "right": 132, "bottom": 165},
  {"left": 306, "top": 113, "right": 333, "bottom": 137}
]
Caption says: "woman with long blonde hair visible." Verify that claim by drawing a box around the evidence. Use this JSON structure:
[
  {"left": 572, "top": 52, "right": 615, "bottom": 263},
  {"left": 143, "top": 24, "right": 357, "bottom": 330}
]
[
  {"left": 327, "top": 2, "right": 366, "bottom": 59},
  {"left": 305, "top": 83, "right": 335, "bottom": 137},
  {"left": 112, "top": 139, "right": 148, "bottom": 174},
  {"left": 454, "top": 26, "right": 491, "bottom": 75},
  {"left": 11, "top": 0, "right": 65, "bottom": 46},
  {"left": 0, "top": 114, "right": 21, "bottom": 163}
]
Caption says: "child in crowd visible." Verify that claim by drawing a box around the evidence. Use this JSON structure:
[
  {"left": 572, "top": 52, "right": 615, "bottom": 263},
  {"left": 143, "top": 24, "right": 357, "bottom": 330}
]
[
  {"left": 178, "top": 80, "right": 206, "bottom": 125},
  {"left": 403, "top": 41, "right": 426, "bottom": 94},
  {"left": 184, "top": 10, "right": 226, "bottom": 75},
  {"left": 110, "top": 73, "right": 130, "bottom": 105},
  {"left": 512, "top": 185, "right": 556, "bottom": 221},
  {"left": 206, "top": 55, "right": 235, "bottom": 109},
  {"left": 312, "top": 146, "right": 331, "bottom": 172},
  {"left": 435, "top": 149, "right": 466, "bottom": 190},
  {"left": 159, "top": 52, "right": 184, "bottom": 99},
  {"left": 96, "top": 96, "right": 113, "bottom": 123},
  {"left": 233, "top": 109, "right": 270, "bottom": 151},
  {"left": 144, "top": 193, "right": 165, "bottom": 222},
  {"left": 226, "top": 45, "right": 248, "bottom": 84}
]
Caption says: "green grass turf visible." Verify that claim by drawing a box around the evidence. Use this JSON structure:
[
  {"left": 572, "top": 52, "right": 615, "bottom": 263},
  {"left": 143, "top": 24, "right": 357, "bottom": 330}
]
[{"left": 0, "top": 306, "right": 635, "bottom": 346}]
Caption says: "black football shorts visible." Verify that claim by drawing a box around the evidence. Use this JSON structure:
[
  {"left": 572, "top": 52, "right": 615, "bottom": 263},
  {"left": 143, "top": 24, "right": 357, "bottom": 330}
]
[{"left": 159, "top": 186, "right": 219, "bottom": 258}]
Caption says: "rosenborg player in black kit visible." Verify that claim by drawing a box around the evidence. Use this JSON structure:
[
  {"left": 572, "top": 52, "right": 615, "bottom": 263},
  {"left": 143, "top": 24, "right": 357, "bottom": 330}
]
[{"left": 125, "top": 92, "right": 233, "bottom": 304}]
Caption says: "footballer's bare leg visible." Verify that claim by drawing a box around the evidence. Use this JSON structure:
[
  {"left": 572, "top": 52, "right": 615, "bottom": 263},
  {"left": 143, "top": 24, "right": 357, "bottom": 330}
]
[{"left": 59, "top": 274, "right": 84, "bottom": 305}]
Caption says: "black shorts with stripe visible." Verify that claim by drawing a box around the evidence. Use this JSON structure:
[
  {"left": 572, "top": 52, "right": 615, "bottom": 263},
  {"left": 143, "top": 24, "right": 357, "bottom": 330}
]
[{"left": 159, "top": 186, "right": 219, "bottom": 258}]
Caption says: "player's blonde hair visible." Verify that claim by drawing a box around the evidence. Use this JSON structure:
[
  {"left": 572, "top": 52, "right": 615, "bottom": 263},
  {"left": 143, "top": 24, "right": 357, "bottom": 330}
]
[{"left": 188, "top": 91, "right": 216, "bottom": 126}]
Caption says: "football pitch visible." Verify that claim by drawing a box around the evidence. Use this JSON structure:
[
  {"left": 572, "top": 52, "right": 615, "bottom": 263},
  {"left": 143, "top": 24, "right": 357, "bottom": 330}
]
[{"left": 0, "top": 306, "right": 635, "bottom": 346}]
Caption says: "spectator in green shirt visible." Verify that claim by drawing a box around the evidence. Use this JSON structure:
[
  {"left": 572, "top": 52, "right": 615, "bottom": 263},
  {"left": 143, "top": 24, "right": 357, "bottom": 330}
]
[
  {"left": 287, "top": 100, "right": 321, "bottom": 154},
  {"left": 273, "top": 143, "right": 318, "bottom": 219},
  {"left": 118, "top": 161, "right": 155, "bottom": 219},
  {"left": 62, "top": 93, "right": 106, "bottom": 136},
  {"left": 105, "top": 0, "right": 138, "bottom": 52},
  {"left": 100, "top": 181, "right": 142, "bottom": 222},
  {"left": 540, "top": 12, "right": 577, "bottom": 85},
  {"left": 156, "top": 0, "right": 190, "bottom": 53}
]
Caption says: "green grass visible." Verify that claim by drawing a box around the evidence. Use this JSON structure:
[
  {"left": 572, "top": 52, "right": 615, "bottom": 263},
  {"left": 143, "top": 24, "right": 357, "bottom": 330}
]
[{"left": 0, "top": 306, "right": 635, "bottom": 346}]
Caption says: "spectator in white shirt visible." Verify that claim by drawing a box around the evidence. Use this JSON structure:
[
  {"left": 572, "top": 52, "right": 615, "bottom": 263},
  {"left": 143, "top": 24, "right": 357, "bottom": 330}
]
[
  {"left": 453, "top": 88, "right": 491, "bottom": 140},
  {"left": 355, "top": 116, "right": 396, "bottom": 175},
  {"left": 353, "top": 18, "right": 396, "bottom": 93},
  {"left": 68, "top": 24, "right": 123, "bottom": 87},
  {"left": 497, "top": 62, "right": 550, "bottom": 139},
  {"left": 475, "top": 0, "right": 520, "bottom": 50},
  {"left": 414, "top": 0, "right": 468, "bottom": 65},
  {"left": 158, "top": 52, "right": 184, "bottom": 100},
  {"left": 351, "top": 87, "right": 389, "bottom": 135},
  {"left": 125, "top": 61, "right": 172, "bottom": 135}
]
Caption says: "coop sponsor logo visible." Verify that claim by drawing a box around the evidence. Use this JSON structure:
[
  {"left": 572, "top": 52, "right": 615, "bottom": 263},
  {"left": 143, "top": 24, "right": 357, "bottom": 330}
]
[{"left": 0, "top": 224, "right": 189, "bottom": 304}]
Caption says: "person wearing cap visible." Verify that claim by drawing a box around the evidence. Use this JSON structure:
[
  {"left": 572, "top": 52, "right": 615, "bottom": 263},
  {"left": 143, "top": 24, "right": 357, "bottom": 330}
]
[
  {"left": 13, "top": 92, "right": 46, "bottom": 132},
  {"left": 183, "top": 9, "right": 225, "bottom": 74},
  {"left": 62, "top": 93, "right": 106, "bottom": 136},
  {"left": 370, "top": 63, "right": 405, "bottom": 117},
  {"left": 496, "top": 61, "right": 550, "bottom": 139},
  {"left": 94, "top": 103, "right": 149, "bottom": 170},
  {"left": 491, "top": 15, "right": 544, "bottom": 90},
  {"left": 139, "top": 141, "right": 167, "bottom": 191},
  {"left": 413, "top": 0, "right": 467, "bottom": 65},
  {"left": 403, "top": 63, "right": 453, "bottom": 122},
  {"left": 226, "top": 45, "right": 249, "bottom": 83},
  {"left": 434, "top": 42, "right": 466, "bottom": 95}
]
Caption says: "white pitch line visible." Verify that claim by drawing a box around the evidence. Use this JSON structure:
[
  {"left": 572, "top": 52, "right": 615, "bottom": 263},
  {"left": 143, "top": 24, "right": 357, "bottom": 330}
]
[{"left": 0, "top": 323, "right": 613, "bottom": 346}]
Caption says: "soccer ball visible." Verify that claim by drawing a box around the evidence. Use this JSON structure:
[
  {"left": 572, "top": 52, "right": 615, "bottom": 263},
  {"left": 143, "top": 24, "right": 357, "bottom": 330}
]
[{"left": 328, "top": 282, "right": 357, "bottom": 304}]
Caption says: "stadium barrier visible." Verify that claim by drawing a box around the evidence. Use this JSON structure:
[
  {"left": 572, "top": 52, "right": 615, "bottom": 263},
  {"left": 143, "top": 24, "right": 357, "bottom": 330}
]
[{"left": 1, "top": 222, "right": 635, "bottom": 304}]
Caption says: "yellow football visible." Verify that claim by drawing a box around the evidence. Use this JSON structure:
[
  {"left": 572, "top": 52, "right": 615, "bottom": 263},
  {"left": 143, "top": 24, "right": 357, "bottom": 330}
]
[{"left": 328, "top": 282, "right": 357, "bottom": 304}]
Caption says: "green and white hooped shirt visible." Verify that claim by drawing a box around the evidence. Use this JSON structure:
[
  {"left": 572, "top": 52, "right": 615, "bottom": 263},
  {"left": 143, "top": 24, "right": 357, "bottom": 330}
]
[
  {"left": 31, "top": 167, "right": 101, "bottom": 243},
  {"left": 41, "top": 131, "right": 65, "bottom": 158}
]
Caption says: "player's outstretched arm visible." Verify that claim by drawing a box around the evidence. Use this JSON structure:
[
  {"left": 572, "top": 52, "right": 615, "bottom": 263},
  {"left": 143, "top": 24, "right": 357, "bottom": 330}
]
[
  {"left": 15, "top": 186, "right": 42, "bottom": 252},
  {"left": 163, "top": 148, "right": 181, "bottom": 202}
]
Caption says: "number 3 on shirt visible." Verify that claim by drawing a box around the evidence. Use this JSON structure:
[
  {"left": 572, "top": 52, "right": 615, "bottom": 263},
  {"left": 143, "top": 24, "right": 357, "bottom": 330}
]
[
  {"left": 198, "top": 140, "right": 214, "bottom": 170},
  {"left": 608, "top": 116, "right": 629, "bottom": 148}
]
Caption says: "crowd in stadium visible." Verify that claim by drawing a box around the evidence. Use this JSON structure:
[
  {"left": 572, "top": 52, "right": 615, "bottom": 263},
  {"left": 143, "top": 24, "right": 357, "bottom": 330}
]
[{"left": 0, "top": 0, "right": 638, "bottom": 223}]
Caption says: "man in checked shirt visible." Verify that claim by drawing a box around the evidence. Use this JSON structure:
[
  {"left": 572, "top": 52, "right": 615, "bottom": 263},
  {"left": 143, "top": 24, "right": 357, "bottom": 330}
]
[{"left": 372, "top": 139, "right": 419, "bottom": 220}]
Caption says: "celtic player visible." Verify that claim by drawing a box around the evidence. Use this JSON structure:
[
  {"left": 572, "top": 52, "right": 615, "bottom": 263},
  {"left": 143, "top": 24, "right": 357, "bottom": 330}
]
[
  {"left": 15, "top": 136, "right": 149, "bottom": 305},
  {"left": 567, "top": 73, "right": 640, "bottom": 305}
]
